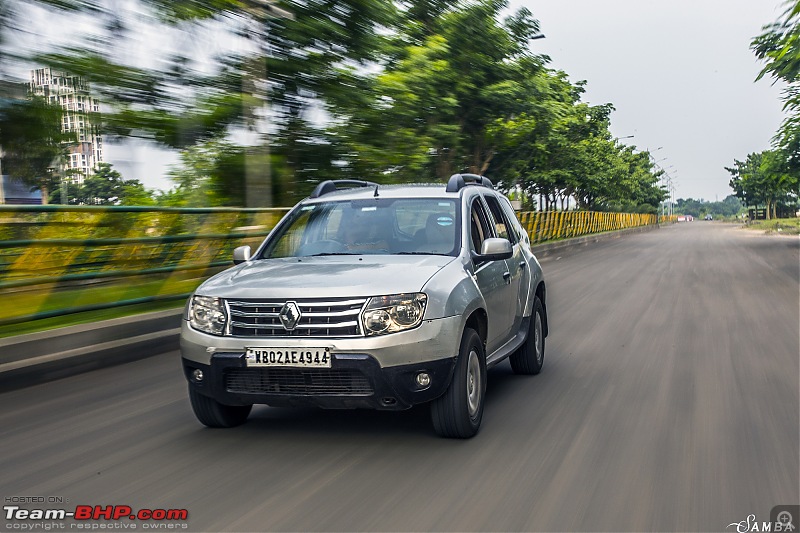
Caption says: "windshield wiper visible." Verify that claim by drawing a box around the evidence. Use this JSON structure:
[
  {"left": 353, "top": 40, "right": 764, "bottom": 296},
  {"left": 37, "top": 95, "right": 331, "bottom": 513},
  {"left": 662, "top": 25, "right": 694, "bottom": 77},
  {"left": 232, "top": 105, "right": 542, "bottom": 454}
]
[
  {"left": 396, "top": 251, "right": 445, "bottom": 255},
  {"left": 306, "top": 252, "right": 363, "bottom": 256}
]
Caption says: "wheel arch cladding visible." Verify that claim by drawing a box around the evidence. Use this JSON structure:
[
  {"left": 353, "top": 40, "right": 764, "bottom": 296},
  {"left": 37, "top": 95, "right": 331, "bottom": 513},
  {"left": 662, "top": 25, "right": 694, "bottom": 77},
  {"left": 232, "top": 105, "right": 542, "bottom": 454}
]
[
  {"left": 536, "top": 281, "right": 548, "bottom": 337},
  {"left": 465, "top": 309, "right": 488, "bottom": 349}
]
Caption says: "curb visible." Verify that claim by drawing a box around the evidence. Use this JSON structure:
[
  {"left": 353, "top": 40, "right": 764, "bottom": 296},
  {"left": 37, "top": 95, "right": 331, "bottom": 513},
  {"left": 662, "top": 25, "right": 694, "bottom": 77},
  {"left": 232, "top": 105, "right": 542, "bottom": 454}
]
[
  {"left": 531, "top": 224, "right": 658, "bottom": 256},
  {"left": 0, "top": 309, "right": 182, "bottom": 392},
  {"left": 0, "top": 224, "right": 659, "bottom": 392}
]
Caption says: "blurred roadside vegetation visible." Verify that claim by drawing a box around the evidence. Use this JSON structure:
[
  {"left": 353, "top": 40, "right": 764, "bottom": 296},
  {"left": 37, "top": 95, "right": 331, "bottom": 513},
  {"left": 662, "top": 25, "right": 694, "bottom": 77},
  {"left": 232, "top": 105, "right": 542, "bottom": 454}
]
[
  {"left": 673, "top": 195, "right": 746, "bottom": 219},
  {"left": 0, "top": 205, "right": 288, "bottom": 335},
  {"left": 0, "top": 0, "right": 667, "bottom": 213},
  {"left": 744, "top": 218, "right": 800, "bottom": 235},
  {"left": 731, "top": 0, "right": 800, "bottom": 219}
]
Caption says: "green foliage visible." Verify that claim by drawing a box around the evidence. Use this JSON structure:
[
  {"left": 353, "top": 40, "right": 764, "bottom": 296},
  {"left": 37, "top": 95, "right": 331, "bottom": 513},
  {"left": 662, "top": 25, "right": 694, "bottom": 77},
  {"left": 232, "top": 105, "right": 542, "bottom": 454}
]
[
  {"left": 50, "top": 162, "right": 158, "bottom": 205},
  {"left": 731, "top": 1, "right": 800, "bottom": 214},
  {"left": 675, "top": 195, "right": 744, "bottom": 218},
  {"left": 164, "top": 137, "right": 274, "bottom": 207},
  {"left": 752, "top": 1, "right": 800, "bottom": 178},
  {"left": 2, "top": 0, "right": 665, "bottom": 211},
  {"left": 0, "top": 95, "right": 68, "bottom": 201},
  {"left": 727, "top": 150, "right": 796, "bottom": 219}
]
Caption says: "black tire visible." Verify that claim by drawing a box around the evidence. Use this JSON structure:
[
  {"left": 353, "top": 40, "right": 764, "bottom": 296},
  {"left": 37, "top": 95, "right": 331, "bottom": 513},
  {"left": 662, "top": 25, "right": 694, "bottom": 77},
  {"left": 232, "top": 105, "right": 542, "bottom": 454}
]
[
  {"left": 510, "top": 297, "right": 545, "bottom": 375},
  {"left": 188, "top": 386, "right": 252, "bottom": 428},
  {"left": 431, "top": 328, "right": 486, "bottom": 439}
]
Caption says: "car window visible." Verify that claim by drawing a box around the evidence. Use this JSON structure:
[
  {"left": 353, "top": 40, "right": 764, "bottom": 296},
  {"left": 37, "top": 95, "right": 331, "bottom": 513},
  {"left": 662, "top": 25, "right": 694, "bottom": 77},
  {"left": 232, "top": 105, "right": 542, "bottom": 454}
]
[
  {"left": 484, "top": 194, "right": 516, "bottom": 244},
  {"left": 498, "top": 196, "right": 525, "bottom": 242},
  {"left": 261, "top": 198, "right": 459, "bottom": 257},
  {"left": 469, "top": 198, "right": 494, "bottom": 254}
]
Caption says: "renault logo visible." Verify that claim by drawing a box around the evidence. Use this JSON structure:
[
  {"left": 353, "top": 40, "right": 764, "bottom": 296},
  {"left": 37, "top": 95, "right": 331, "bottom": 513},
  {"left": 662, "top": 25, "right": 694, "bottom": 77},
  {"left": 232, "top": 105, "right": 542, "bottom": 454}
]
[{"left": 279, "top": 301, "right": 301, "bottom": 331}]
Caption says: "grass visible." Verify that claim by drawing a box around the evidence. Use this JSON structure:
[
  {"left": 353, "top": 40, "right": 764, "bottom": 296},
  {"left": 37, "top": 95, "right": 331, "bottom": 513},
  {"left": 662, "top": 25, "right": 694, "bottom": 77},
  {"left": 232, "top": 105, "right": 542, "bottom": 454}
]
[{"left": 744, "top": 218, "right": 800, "bottom": 235}]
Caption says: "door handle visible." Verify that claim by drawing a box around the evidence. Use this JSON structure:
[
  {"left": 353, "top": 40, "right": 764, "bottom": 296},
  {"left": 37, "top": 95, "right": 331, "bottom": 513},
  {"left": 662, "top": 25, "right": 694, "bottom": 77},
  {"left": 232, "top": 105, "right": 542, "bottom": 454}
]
[
  {"left": 502, "top": 271, "right": 511, "bottom": 283},
  {"left": 518, "top": 261, "right": 526, "bottom": 270}
]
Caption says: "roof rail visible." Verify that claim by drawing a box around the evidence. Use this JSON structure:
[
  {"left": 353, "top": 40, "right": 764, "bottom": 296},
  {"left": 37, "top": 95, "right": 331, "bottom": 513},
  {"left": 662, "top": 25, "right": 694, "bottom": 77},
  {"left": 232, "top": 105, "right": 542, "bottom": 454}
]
[
  {"left": 445, "top": 173, "right": 494, "bottom": 193},
  {"left": 310, "top": 179, "right": 379, "bottom": 198}
]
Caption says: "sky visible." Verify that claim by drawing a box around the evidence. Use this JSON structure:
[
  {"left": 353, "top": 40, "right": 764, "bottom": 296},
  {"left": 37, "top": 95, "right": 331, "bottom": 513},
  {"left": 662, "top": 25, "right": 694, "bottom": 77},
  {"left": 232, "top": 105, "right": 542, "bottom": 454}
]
[{"left": 510, "top": 0, "right": 788, "bottom": 202}]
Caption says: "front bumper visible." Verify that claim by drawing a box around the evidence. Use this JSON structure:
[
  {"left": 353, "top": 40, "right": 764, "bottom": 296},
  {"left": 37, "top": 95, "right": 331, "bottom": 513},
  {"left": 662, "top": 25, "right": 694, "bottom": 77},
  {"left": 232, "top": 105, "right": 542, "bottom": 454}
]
[
  {"left": 181, "top": 314, "right": 463, "bottom": 368},
  {"left": 183, "top": 353, "right": 456, "bottom": 410},
  {"left": 181, "top": 313, "right": 463, "bottom": 410}
]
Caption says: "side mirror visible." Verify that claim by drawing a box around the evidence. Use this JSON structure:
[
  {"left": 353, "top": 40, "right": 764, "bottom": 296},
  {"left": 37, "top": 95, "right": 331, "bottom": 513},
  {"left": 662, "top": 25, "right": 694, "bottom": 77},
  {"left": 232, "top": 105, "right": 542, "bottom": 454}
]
[
  {"left": 233, "top": 245, "right": 252, "bottom": 265},
  {"left": 474, "top": 238, "right": 513, "bottom": 262}
]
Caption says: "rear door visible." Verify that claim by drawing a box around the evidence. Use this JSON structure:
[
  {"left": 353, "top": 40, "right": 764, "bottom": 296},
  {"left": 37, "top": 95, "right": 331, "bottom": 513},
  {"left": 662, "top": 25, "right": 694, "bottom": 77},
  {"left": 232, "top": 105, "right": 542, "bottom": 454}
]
[
  {"left": 483, "top": 193, "right": 528, "bottom": 334},
  {"left": 468, "top": 196, "right": 515, "bottom": 353}
]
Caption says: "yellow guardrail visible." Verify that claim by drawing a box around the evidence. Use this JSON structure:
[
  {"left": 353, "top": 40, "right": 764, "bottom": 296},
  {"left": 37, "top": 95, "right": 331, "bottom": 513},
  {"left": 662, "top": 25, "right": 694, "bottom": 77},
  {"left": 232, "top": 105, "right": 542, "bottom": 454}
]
[
  {"left": 0, "top": 206, "right": 661, "bottom": 332},
  {"left": 517, "top": 211, "right": 659, "bottom": 244}
]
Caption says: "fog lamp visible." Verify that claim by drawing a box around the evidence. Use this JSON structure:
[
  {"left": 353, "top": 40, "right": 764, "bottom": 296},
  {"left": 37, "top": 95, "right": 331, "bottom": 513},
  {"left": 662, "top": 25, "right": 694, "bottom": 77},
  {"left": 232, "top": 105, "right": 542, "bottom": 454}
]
[{"left": 416, "top": 372, "right": 431, "bottom": 387}]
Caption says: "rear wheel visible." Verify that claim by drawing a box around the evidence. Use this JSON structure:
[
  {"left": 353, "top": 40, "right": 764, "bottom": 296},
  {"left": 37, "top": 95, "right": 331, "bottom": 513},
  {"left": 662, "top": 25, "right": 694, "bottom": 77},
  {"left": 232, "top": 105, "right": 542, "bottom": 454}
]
[
  {"left": 431, "top": 328, "right": 486, "bottom": 438},
  {"left": 510, "top": 297, "right": 545, "bottom": 375},
  {"left": 189, "top": 386, "right": 252, "bottom": 428}
]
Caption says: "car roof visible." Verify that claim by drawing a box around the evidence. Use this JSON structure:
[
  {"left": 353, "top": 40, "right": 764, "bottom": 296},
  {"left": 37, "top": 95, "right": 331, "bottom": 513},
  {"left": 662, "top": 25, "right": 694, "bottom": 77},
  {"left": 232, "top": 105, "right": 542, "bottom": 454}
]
[
  {"left": 301, "top": 180, "right": 499, "bottom": 204},
  {"left": 302, "top": 184, "right": 450, "bottom": 202}
]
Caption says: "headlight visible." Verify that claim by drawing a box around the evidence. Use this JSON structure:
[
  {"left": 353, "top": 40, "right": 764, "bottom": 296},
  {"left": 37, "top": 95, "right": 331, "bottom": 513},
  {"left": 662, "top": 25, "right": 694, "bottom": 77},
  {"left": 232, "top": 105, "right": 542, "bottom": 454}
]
[
  {"left": 361, "top": 293, "right": 427, "bottom": 336},
  {"left": 189, "top": 295, "right": 227, "bottom": 336}
]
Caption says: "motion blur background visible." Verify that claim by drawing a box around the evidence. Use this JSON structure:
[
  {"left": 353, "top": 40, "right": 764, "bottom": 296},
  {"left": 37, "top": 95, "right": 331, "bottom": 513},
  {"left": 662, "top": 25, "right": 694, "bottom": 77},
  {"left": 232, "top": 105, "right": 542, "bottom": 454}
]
[{"left": 0, "top": 0, "right": 798, "bottom": 331}]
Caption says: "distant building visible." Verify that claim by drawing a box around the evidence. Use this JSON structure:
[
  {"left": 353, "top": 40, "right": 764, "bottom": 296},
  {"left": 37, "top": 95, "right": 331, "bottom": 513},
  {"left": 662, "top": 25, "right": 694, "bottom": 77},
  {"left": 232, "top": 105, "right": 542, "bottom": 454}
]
[
  {"left": 0, "top": 175, "right": 42, "bottom": 205},
  {"left": 29, "top": 68, "right": 103, "bottom": 184}
]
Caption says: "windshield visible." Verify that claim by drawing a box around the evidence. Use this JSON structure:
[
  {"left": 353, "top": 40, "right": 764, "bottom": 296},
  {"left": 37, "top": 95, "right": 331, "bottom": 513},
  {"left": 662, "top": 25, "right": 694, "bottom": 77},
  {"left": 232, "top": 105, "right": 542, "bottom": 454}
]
[{"left": 260, "top": 198, "right": 460, "bottom": 258}]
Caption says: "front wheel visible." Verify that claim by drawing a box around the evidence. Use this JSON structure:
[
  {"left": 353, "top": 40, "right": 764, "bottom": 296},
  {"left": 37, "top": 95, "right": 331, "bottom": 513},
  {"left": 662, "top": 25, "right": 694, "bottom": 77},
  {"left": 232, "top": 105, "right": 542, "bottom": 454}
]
[
  {"left": 188, "top": 386, "right": 252, "bottom": 428},
  {"left": 510, "top": 297, "right": 545, "bottom": 375},
  {"left": 431, "top": 328, "right": 486, "bottom": 439}
]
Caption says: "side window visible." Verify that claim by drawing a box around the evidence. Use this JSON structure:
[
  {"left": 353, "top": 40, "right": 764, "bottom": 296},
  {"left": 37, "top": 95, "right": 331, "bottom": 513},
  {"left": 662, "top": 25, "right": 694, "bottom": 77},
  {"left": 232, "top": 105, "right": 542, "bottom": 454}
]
[
  {"left": 499, "top": 196, "right": 525, "bottom": 242},
  {"left": 469, "top": 198, "right": 493, "bottom": 254},
  {"left": 484, "top": 194, "right": 517, "bottom": 244}
]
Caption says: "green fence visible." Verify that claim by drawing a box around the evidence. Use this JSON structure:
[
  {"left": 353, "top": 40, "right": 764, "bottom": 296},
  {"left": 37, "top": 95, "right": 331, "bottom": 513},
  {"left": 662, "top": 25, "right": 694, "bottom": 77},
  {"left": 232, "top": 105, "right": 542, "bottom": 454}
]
[
  {"left": 0, "top": 205, "right": 660, "bottom": 332},
  {"left": 0, "top": 205, "right": 289, "bottom": 331}
]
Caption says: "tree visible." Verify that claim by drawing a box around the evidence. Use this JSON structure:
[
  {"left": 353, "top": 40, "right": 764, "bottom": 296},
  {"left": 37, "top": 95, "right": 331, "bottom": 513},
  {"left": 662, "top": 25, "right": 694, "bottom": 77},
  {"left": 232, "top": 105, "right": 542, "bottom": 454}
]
[
  {"left": 165, "top": 137, "right": 267, "bottom": 207},
  {"left": 727, "top": 150, "right": 795, "bottom": 218},
  {"left": 731, "top": 2, "right": 800, "bottom": 213},
  {"left": 1, "top": 0, "right": 665, "bottom": 212},
  {"left": 118, "top": 180, "right": 157, "bottom": 206},
  {"left": 50, "top": 162, "right": 157, "bottom": 205},
  {"left": 753, "top": 0, "right": 800, "bottom": 185},
  {"left": 76, "top": 162, "right": 126, "bottom": 204},
  {"left": 337, "top": 1, "right": 548, "bottom": 182},
  {"left": 0, "top": 95, "right": 68, "bottom": 203},
  {"left": 9, "top": 0, "right": 395, "bottom": 206}
]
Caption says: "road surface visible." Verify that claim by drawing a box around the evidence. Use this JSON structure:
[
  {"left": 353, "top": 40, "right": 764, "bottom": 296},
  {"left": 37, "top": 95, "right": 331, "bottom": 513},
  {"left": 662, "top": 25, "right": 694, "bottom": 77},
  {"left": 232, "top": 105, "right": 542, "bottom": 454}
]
[{"left": 1, "top": 222, "right": 798, "bottom": 532}]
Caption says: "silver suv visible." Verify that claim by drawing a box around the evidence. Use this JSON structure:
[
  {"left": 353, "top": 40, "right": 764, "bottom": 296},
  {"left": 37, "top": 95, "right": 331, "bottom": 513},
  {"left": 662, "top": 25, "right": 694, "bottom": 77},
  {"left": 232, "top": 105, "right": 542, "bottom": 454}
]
[{"left": 181, "top": 174, "right": 548, "bottom": 438}]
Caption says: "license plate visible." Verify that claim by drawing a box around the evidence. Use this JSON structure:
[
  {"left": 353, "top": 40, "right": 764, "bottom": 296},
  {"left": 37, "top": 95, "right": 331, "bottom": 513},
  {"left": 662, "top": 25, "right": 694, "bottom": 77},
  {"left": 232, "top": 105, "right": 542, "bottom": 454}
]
[{"left": 245, "top": 348, "right": 331, "bottom": 368}]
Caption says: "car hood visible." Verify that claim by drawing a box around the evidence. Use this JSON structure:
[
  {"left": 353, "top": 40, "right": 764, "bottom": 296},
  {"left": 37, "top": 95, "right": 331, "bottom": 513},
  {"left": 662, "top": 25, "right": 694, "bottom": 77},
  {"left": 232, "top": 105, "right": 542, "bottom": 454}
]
[{"left": 196, "top": 255, "right": 457, "bottom": 299}]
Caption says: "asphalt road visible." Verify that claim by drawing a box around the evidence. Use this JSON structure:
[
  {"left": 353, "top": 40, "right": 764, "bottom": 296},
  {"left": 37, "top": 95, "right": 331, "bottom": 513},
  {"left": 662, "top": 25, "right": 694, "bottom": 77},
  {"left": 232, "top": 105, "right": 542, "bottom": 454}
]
[{"left": 1, "top": 223, "right": 798, "bottom": 532}]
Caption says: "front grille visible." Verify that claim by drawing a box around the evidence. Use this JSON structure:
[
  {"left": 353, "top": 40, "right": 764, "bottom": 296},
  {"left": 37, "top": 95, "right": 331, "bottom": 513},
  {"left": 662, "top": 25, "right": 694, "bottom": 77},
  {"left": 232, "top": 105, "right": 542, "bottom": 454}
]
[
  {"left": 227, "top": 297, "right": 366, "bottom": 337},
  {"left": 225, "top": 368, "right": 374, "bottom": 396}
]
